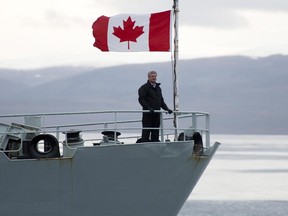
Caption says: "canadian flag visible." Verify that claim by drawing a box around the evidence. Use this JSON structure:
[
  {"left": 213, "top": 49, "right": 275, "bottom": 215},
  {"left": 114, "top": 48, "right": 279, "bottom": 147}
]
[{"left": 92, "top": 10, "right": 171, "bottom": 52}]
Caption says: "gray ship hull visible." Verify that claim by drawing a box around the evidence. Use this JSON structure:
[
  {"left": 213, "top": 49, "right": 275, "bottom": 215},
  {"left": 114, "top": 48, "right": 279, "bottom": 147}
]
[{"left": 0, "top": 141, "right": 219, "bottom": 216}]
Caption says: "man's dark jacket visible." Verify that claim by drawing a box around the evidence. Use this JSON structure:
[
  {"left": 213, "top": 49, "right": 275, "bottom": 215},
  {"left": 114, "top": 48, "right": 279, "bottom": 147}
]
[{"left": 138, "top": 81, "right": 169, "bottom": 111}]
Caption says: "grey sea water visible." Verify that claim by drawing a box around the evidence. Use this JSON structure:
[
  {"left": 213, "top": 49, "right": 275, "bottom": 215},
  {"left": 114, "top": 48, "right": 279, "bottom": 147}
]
[
  {"left": 179, "top": 200, "right": 288, "bottom": 216},
  {"left": 178, "top": 135, "right": 288, "bottom": 216}
]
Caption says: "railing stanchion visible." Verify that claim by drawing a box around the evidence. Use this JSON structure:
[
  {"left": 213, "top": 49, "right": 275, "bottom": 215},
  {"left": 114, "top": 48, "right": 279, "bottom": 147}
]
[
  {"left": 56, "top": 126, "right": 60, "bottom": 140},
  {"left": 160, "top": 111, "right": 164, "bottom": 142},
  {"left": 192, "top": 113, "right": 197, "bottom": 133},
  {"left": 114, "top": 112, "right": 117, "bottom": 145},
  {"left": 206, "top": 114, "right": 210, "bottom": 148}
]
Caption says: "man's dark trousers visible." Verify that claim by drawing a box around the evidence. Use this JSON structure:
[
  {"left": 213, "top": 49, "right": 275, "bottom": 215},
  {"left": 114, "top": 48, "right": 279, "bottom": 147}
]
[{"left": 141, "top": 112, "right": 160, "bottom": 142}]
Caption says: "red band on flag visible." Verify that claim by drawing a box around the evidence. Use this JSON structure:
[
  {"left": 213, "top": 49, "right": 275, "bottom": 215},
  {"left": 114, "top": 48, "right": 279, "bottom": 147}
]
[
  {"left": 149, "top": 11, "right": 171, "bottom": 51},
  {"left": 92, "top": 16, "right": 110, "bottom": 51}
]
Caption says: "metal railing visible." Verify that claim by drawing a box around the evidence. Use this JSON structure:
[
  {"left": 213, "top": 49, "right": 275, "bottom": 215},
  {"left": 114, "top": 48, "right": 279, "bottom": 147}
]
[{"left": 0, "top": 110, "right": 210, "bottom": 154}]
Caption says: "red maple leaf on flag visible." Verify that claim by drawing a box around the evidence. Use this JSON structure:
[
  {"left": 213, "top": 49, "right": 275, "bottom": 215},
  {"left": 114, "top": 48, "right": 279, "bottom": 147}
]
[{"left": 113, "top": 16, "right": 144, "bottom": 50}]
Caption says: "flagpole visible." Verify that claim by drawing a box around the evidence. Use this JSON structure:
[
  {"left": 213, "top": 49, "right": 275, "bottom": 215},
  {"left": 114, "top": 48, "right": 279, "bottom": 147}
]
[{"left": 172, "top": 0, "right": 179, "bottom": 139}]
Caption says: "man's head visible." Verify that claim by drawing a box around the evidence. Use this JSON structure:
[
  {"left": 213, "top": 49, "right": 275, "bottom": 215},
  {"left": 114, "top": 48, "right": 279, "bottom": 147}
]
[{"left": 148, "top": 71, "right": 157, "bottom": 84}]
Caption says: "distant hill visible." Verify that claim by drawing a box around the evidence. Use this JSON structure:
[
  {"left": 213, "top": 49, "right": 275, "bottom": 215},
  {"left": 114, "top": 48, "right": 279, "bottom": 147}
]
[{"left": 0, "top": 54, "right": 287, "bottom": 135}]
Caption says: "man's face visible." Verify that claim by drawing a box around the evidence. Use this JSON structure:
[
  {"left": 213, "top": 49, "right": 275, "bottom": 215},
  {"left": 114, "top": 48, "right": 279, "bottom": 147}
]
[{"left": 148, "top": 73, "right": 157, "bottom": 83}]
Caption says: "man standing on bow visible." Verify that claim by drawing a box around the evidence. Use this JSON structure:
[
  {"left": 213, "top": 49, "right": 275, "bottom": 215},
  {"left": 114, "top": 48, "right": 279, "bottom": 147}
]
[{"left": 138, "top": 71, "right": 173, "bottom": 142}]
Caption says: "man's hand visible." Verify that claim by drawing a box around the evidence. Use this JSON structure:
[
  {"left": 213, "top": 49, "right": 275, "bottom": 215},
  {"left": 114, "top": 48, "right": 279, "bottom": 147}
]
[
  {"left": 167, "top": 109, "right": 173, "bottom": 114},
  {"left": 149, "top": 108, "right": 154, "bottom": 113}
]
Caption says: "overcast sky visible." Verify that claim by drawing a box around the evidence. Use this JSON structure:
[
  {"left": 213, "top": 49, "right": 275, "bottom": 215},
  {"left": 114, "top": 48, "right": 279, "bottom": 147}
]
[{"left": 1, "top": 0, "right": 288, "bottom": 69}]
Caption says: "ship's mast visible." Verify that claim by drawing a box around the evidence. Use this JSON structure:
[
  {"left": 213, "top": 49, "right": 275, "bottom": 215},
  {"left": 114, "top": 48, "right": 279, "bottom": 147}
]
[{"left": 172, "top": 0, "right": 179, "bottom": 138}]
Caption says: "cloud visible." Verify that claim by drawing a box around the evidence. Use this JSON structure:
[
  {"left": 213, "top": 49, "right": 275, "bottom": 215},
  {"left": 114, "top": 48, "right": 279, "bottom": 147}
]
[
  {"left": 180, "top": 8, "right": 248, "bottom": 29},
  {"left": 192, "top": 0, "right": 288, "bottom": 12},
  {"left": 43, "top": 9, "right": 68, "bottom": 27},
  {"left": 90, "top": 0, "right": 172, "bottom": 13},
  {"left": 189, "top": 0, "right": 288, "bottom": 29},
  {"left": 42, "top": 9, "right": 88, "bottom": 28},
  {"left": 91, "top": 0, "right": 288, "bottom": 29}
]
